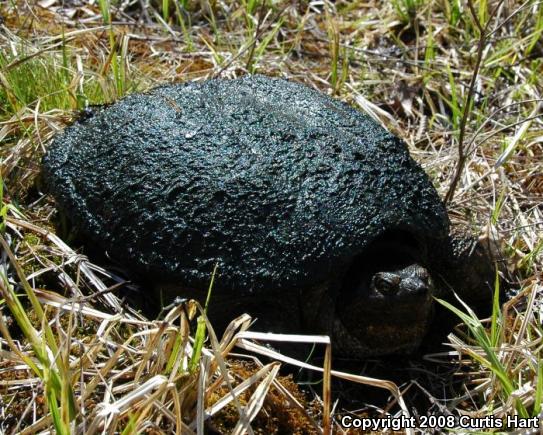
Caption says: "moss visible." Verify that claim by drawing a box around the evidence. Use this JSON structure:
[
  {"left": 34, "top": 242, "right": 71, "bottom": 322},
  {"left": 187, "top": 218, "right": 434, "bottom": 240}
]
[{"left": 208, "top": 360, "right": 318, "bottom": 434}]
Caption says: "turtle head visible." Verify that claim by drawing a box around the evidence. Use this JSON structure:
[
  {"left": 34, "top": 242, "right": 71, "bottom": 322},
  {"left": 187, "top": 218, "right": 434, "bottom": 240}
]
[
  {"left": 370, "top": 264, "right": 432, "bottom": 299},
  {"left": 333, "top": 234, "right": 436, "bottom": 358}
]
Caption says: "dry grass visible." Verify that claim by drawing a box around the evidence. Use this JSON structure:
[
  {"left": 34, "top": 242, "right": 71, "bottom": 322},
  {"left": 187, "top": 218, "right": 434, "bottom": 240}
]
[{"left": 1, "top": 0, "right": 542, "bottom": 433}]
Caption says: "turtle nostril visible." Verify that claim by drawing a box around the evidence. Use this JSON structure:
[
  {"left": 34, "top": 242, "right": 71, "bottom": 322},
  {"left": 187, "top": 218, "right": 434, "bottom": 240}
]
[
  {"left": 402, "top": 277, "right": 430, "bottom": 296},
  {"left": 413, "top": 283, "right": 429, "bottom": 295}
]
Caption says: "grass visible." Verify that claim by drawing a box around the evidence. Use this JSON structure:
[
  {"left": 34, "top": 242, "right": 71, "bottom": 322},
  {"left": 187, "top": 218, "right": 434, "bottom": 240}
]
[
  {"left": 1, "top": 235, "right": 79, "bottom": 434},
  {"left": 1, "top": 0, "right": 542, "bottom": 433},
  {"left": 436, "top": 281, "right": 541, "bottom": 420}
]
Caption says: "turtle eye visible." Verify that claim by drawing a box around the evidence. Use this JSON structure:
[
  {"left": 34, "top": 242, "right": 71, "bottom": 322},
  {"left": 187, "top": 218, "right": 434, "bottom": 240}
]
[{"left": 372, "top": 273, "right": 400, "bottom": 295}]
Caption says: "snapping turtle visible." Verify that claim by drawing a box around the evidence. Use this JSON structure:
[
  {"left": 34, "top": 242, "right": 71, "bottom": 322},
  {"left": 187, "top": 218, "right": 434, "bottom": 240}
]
[{"left": 42, "top": 75, "right": 495, "bottom": 357}]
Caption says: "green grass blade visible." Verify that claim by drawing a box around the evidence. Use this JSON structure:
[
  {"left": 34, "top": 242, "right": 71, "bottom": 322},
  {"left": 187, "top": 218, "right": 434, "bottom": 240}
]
[
  {"left": 121, "top": 413, "right": 138, "bottom": 434},
  {"left": 535, "top": 362, "right": 543, "bottom": 416},
  {"left": 490, "top": 269, "right": 501, "bottom": 347},
  {"left": 189, "top": 263, "right": 218, "bottom": 372},
  {"left": 436, "top": 296, "right": 529, "bottom": 417}
]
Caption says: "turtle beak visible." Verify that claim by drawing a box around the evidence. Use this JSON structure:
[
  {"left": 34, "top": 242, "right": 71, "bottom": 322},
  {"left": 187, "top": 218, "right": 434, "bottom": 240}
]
[
  {"left": 396, "top": 269, "right": 433, "bottom": 298},
  {"left": 400, "top": 277, "right": 429, "bottom": 295}
]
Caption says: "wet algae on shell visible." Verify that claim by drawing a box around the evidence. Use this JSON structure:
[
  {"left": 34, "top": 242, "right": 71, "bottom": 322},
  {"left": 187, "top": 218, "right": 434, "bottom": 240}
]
[{"left": 42, "top": 75, "right": 449, "bottom": 294}]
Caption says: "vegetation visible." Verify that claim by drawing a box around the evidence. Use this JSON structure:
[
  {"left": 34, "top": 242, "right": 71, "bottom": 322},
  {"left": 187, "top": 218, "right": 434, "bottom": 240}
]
[{"left": 0, "top": 0, "right": 541, "bottom": 433}]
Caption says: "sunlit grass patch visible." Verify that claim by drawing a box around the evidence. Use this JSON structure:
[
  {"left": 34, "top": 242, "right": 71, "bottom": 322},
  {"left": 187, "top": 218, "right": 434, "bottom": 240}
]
[{"left": 436, "top": 281, "right": 542, "bottom": 424}]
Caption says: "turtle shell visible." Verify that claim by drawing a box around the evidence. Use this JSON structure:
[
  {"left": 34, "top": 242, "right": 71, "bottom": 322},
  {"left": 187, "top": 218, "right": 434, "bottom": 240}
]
[{"left": 42, "top": 75, "right": 449, "bottom": 293}]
